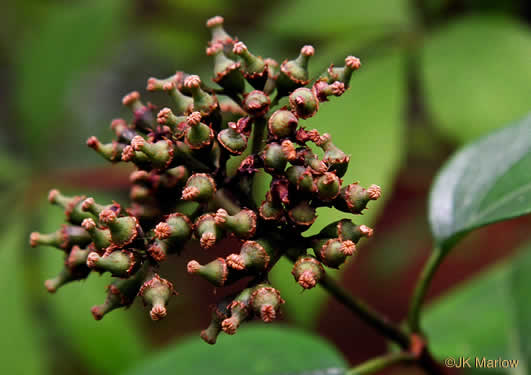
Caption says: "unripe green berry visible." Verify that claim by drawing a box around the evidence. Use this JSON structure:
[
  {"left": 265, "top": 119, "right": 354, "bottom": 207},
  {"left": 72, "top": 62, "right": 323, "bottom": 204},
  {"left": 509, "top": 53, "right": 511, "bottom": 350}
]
[
  {"left": 194, "top": 213, "right": 223, "bottom": 249},
  {"left": 288, "top": 201, "right": 317, "bottom": 228},
  {"left": 336, "top": 182, "right": 381, "bottom": 214},
  {"left": 86, "top": 136, "right": 125, "bottom": 162},
  {"left": 29, "top": 225, "right": 91, "bottom": 251},
  {"left": 289, "top": 87, "right": 319, "bottom": 119},
  {"left": 214, "top": 208, "right": 256, "bottom": 239},
  {"left": 187, "top": 258, "right": 229, "bottom": 287},
  {"left": 268, "top": 110, "right": 298, "bottom": 139},
  {"left": 232, "top": 42, "right": 267, "bottom": 90},
  {"left": 207, "top": 42, "right": 244, "bottom": 94},
  {"left": 226, "top": 239, "right": 277, "bottom": 272},
  {"left": 86, "top": 250, "right": 138, "bottom": 278},
  {"left": 315, "top": 172, "right": 341, "bottom": 201},
  {"left": 139, "top": 274, "right": 176, "bottom": 320},
  {"left": 314, "top": 238, "right": 356, "bottom": 268},
  {"left": 217, "top": 122, "right": 248, "bottom": 155},
  {"left": 292, "top": 255, "right": 325, "bottom": 289},
  {"left": 221, "top": 288, "right": 253, "bottom": 334},
  {"left": 181, "top": 173, "right": 216, "bottom": 203},
  {"left": 81, "top": 218, "right": 112, "bottom": 251},
  {"left": 98, "top": 209, "right": 139, "bottom": 247},
  {"left": 250, "top": 284, "right": 284, "bottom": 323},
  {"left": 276, "top": 45, "right": 314, "bottom": 96},
  {"left": 48, "top": 189, "right": 94, "bottom": 225},
  {"left": 243, "top": 90, "right": 270, "bottom": 117}
]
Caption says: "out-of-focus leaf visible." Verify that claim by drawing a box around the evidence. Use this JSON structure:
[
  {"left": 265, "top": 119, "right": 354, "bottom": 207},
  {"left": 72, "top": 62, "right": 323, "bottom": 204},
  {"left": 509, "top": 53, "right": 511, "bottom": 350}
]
[
  {"left": 0, "top": 218, "right": 49, "bottom": 374},
  {"left": 429, "top": 114, "right": 531, "bottom": 253},
  {"left": 123, "top": 325, "right": 347, "bottom": 375},
  {"left": 16, "top": 0, "right": 127, "bottom": 158},
  {"left": 266, "top": 0, "right": 412, "bottom": 41},
  {"left": 424, "top": 242, "right": 531, "bottom": 372},
  {"left": 38, "top": 197, "right": 146, "bottom": 375},
  {"left": 423, "top": 16, "right": 531, "bottom": 143},
  {"left": 270, "top": 51, "right": 406, "bottom": 327}
]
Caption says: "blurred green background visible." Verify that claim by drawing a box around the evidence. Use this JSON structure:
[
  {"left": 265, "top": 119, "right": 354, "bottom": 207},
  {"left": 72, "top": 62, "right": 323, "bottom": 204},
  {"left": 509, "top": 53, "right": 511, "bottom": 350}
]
[{"left": 1, "top": 0, "right": 530, "bottom": 374}]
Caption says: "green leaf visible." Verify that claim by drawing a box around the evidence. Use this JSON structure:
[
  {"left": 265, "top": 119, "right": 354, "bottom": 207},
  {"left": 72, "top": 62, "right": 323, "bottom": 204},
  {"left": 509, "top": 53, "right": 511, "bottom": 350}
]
[
  {"left": 38, "top": 197, "right": 146, "bottom": 374},
  {"left": 266, "top": 0, "right": 412, "bottom": 40},
  {"left": 424, "top": 243, "right": 531, "bottom": 372},
  {"left": 423, "top": 16, "right": 531, "bottom": 143},
  {"left": 16, "top": 0, "right": 126, "bottom": 159},
  {"left": 429, "top": 113, "right": 531, "bottom": 252},
  {"left": 0, "top": 218, "right": 49, "bottom": 374},
  {"left": 123, "top": 324, "right": 347, "bottom": 375},
  {"left": 270, "top": 51, "right": 406, "bottom": 327}
]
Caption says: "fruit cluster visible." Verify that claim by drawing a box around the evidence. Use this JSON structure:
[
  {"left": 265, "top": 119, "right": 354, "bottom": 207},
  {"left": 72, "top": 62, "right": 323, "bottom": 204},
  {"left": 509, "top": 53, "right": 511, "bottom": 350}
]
[{"left": 29, "top": 16, "right": 380, "bottom": 344}]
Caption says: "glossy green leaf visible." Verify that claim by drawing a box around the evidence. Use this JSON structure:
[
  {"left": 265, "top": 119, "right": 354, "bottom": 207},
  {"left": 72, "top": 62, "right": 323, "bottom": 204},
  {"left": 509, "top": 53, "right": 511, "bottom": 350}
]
[
  {"left": 267, "top": 0, "right": 412, "bottom": 40},
  {"left": 38, "top": 198, "right": 146, "bottom": 374},
  {"left": 0, "top": 218, "right": 49, "bottom": 374},
  {"left": 270, "top": 51, "right": 406, "bottom": 327},
  {"left": 423, "top": 16, "right": 531, "bottom": 143},
  {"left": 123, "top": 325, "right": 347, "bottom": 375},
  {"left": 429, "top": 113, "right": 531, "bottom": 252},
  {"left": 424, "top": 243, "right": 531, "bottom": 372}
]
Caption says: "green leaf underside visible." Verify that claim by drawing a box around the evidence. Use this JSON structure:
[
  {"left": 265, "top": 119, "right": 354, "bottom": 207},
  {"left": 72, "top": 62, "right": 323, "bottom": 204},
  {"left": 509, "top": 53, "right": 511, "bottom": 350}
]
[
  {"left": 424, "top": 243, "right": 531, "bottom": 372},
  {"left": 0, "top": 219, "right": 49, "bottom": 374},
  {"left": 429, "top": 113, "right": 531, "bottom": 252},
  {"left": 423, "top": 16, "right": 531, "bottom": 143},
  {"left": 123, "top": 325, "right": 347, "bottom": 375},
  {"left": 40, "top": 198, "right": 146, "bottom": 375},
  {"left": 269, "top": 51, "right": 405, "bottom": 327}
]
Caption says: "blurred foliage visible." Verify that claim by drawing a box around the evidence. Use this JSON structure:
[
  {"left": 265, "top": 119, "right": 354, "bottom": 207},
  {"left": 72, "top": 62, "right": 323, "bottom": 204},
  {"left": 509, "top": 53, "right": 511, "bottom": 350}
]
[
  {"left": 0, "top": 0, "right": 530, "bottom": 373},
  {"left": 124, "top": 325, "right": 347, "bottom": 375}
]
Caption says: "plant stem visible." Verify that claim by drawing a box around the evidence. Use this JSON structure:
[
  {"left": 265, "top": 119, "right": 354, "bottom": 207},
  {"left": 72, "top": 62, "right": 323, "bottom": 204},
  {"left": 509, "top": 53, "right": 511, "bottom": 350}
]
[
  {"left": 251, "top": 116, "right": 267, "bottom": 156},
  {"left": 319, "top": 273, "right": 411, "bottom": 349},
  {"left": 346, "top": 352, "right": 415, "bottom": 375},
  {"left": 212, "top": 189, "right": 241, "bottom": 215},
  {"left": 408, "top": 246, "right": 446, "bottom": 333}
]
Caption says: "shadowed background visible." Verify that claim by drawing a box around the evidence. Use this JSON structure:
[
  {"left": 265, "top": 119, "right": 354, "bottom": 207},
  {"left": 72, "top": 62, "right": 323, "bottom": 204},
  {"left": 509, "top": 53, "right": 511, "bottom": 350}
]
[{"left": 0, "top": 1, "right": 530, "bottom": 374}]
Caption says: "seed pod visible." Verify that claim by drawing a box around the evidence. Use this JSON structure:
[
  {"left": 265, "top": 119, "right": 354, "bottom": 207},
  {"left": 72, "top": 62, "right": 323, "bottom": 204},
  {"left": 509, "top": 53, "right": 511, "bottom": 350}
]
[
  {"left": 214, "top": 208, "right": 256, "bottom": 239},
  {"left": 206, "top": 16, "right": 233, "bottom": 47},
  {"left": 44, "top": 261, "right": 91, "bottom": 293},
  {"left": 65, "top": 245, "right": 91, "bottom": 269},
  {"left": 322, "top": 56, "right": 361, "bottom": 88},
  {"left": 155, "top": 213, "right": 192, "bottom": 245},
  {"left": 318, "top": 219, "right": 373, "bottom": 243},
  {"left": 201, "top": 297, "right": 231, "bottom": 344},
  {"left": 131, "top": 136, "right": 174, "bottom": 170},
  {"left": 243, "top": 90, "right": 270, "bottom": 117},
  {"left": 262, "top": 142, "right": 288, "bottom": 173},
  {"left": 250, "top": 284, "right": 284, "bottom": 323},
  {"left": 156, "top": 108, "right": 187, "bottom": 138},
  {"left": 232, "top": 42, "right": 267, "bottom": 90},
  {"left": 221, "top": 288, "right": 253, "bottom": 334},
  {"left": 98, "top": 209, "right": 139, "bottom": 247},
  {"left": 195, "top": 214, "right": 223, "bottom": 249},
  {"left": 316, "top": 133, "right": 350, "bottom": 177},
  {"left": 81, "top": 218, "right": 112, "bottom": 251},
  {"left": 29, "top": 225, "right": 91, "bottom": 251},
  {"left": 181, "top": 173, "right": 216, "bottom": 203},
  {"left": 187, "top": 258, "right": 229, "bottom": 287},
  {"left": 111, "top": 118, "right": 139, "bottom": 144},
  {"left": 183, "top": 112, "right": 214, "bottom": 150},
  {"left": 315, "top": 172, "right": 341, "bottom": 201},
  {"left": 207, "top": 42, "right": 244, "bottom": 94},
  {"left": 259, "top": 191, "right": 285, "bottom": 221},
  {"left": 288, "top": 201, "right": 317, "bottom": 228},
  {"left": 268, "top": 110, "right": 298, "bottom": 139},
  {"left": 139, "top": 274, "right": 176, "bottom": 320},
  {"left": 313, "top": 80, "right": 345, "bottom": 102},
  {"left": 217, "top": 122, "right": 248, "bottom": 155},
  {"left": 122, "top": 91, "right": 156, "bottom": 132},
  {"left": 226, "top": 239, "right": 278, "bottom": 272},
  {"left": 81, "top": 197, "right": 119, "bottom": 219},
  {"left": 91, "top": 267, "right": 147, "bottom": 320},
  {"left": 291, "top": 255, "right": 325, "bottom": 289},
  {"left": 336, "top": 182, "right": 381, "bottom": 214},
  {"left": 121, "top": 145, "right": 152, "bottom": 170},
  {"left": 86, "top": 136, "right": 125, "bottom": 162},
  {"left": 289, "top": 87, "right": 319, "bottom": 119},
  {"left": 48, "top": 189, "right": 94, "bottom": 225},
  {"left": 286, "top": 165, "right": 316, "bottom": 193},
  {"left": 86, "top": 250, "right": 138, "bottom": 277},
  {"left": 183, "top": 75, "right": 219, "bottom": 117},
  {"left": 276, "top": 45, "right": 314, "bottom": 97},
  {"left": 314, "top": 238, "right": 356, "bottom": 268}
]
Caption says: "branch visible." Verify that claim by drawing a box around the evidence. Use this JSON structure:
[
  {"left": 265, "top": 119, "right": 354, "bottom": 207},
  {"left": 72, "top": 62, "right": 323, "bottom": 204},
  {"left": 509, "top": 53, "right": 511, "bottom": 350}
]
[{"left": 319, "top": 273, "right": 411, "bottom": 349}]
